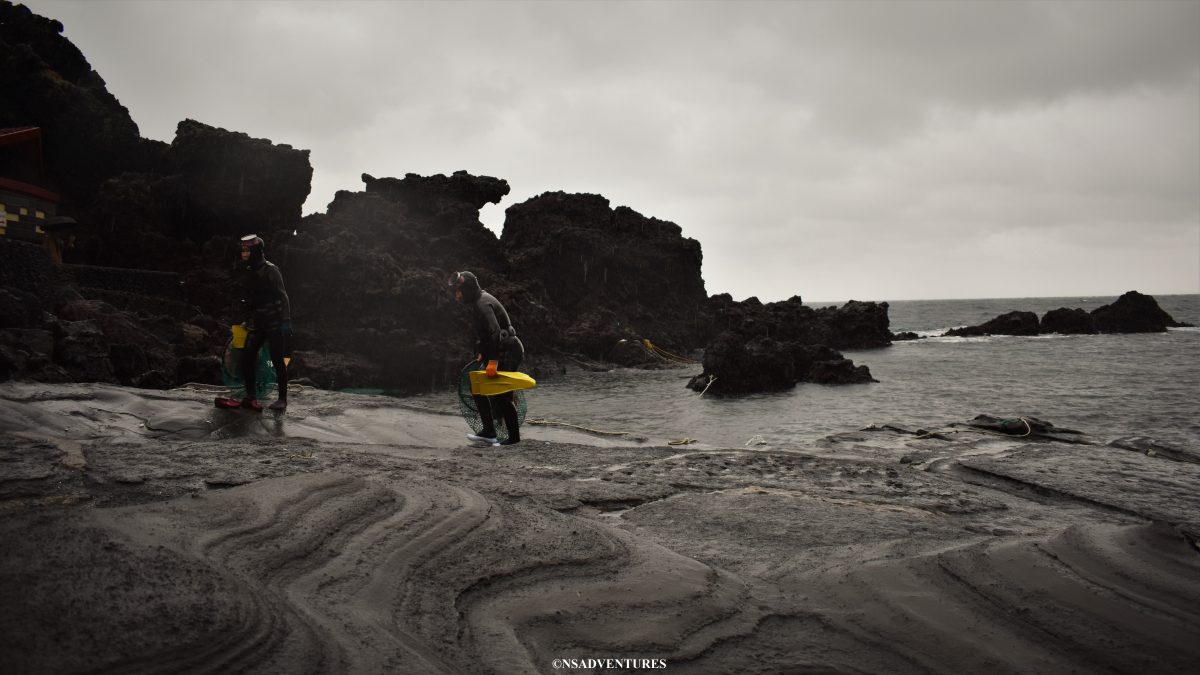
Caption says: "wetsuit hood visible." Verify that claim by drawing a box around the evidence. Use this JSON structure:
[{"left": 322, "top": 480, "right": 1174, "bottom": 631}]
[
  {"left": 449, "top": 270, "right": 483, "bottom": 303},
  {"left": 241, "top": 234, "right": 266, "bottom": 270}
]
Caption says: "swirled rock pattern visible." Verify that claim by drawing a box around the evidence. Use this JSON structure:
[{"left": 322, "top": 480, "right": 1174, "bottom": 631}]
[{"left": 2, "top": 383, "right": 1199, "bottom": 673}]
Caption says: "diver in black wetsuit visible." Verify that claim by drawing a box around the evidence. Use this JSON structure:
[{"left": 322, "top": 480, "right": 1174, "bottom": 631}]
[
  {"left": 449, "top": 270, "right": 524, "bottom": 445},
  {"left": 237, "top": 234, "right": 291, "bottom": 412}
]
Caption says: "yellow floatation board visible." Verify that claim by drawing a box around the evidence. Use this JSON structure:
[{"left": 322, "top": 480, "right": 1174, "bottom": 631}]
[{"left": 469, "top": 370, "right": 537, "bottom": 396}]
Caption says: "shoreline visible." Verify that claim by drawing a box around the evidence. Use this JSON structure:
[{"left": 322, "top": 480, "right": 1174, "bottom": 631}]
[{"left": 2, "top": 382, "right": 1198, "bottom": 673}]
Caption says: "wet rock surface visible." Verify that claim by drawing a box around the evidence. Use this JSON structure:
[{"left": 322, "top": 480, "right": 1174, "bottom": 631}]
[{"left": 2, "top": 382, "right": 1197, "bottom": 674}]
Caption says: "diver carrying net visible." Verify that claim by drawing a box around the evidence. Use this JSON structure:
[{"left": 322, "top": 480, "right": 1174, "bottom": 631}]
[{"left": 456, "top": 360, "right": 528, "bottom": 442}]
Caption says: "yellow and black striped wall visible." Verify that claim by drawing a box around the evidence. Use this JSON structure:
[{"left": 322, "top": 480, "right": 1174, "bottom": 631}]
[{"left": 0, "top": 188, "right": 55, "bottom": 242}]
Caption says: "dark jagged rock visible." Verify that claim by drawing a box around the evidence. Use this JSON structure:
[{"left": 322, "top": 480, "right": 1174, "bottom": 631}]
[
  {"left": 75, "top": 120, "right": 311, "bottom": 268},
  {"left": 816, "top": 300, "right": 895, "bottom": 349},
  {"left": 688, "top": 333, "right": 796, "bottom": 394},
  {"left": 792, "top": 344, "right": 876, "bottom": 385},
  {"left": 276, "top": 173, "right": 510, "bottom": 391},
  {"left": 685, "top": 332, "right": 874, "bottom": 395},
  {"left": 0, "top": 239, "right": 221, "bottom": 386},
  {"left": 685, "top": 294, "right": 883, "bottom": 394},
  {"left": 945, "top": 292, "right": 1191, "bottom": 338},
  {"left": 2, "top": 2, "right": 317, "bottom": 388},
  {"left": 0, "top": 287, "right": 39, "bottom": 329},
  {"left": 289, "top": 349, "right": 398, "bottom": 392},
  {"left": 362, "top": 171, "right": 509, "bottom": 216},
  {"left": 1090, "top": 291, "right": 1190, "bottom": 333},
  {"left": 944, "top": 311, "right": 1040, "bottom": 337},
  {"left": 1, "top": 2, "right": 887, "bottom": 393},
  {"left": 165, "top": 119, "right": 312, "bottom": 239},
  {"left": 708, "top": 294, "right": 892, "bottom": 350},
  {"left": 502, "top": 192, "right": 709, "bottom": 358},
  {"left": 0, "top": 329, "right": 68, "bottom": 382},
  {"left": 1040, "top": 307, "right": 1096, "bottom": 334},
  {"left": 175, "top": 354, "right": 221, "bottom": 386}
]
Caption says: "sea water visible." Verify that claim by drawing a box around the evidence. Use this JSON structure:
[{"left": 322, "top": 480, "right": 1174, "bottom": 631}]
[{"left": 525, "top": 295, "right": 1200, "bottom": 451}]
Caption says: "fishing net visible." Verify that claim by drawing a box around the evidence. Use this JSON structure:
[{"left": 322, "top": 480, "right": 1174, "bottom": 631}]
[
  {"left": 456, "top": 360, "right": 528, "bottom": 442},
  {"left": 220, "top": 340, "right": 276, "bottom": 400}
]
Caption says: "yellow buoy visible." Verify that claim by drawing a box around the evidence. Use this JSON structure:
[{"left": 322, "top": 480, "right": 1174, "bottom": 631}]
[
  {"left": 469, "top": 370, "right": 537, "bottom": 396},
  {"left": 231, "top": 324, "right": 248, "bottom": 349}
]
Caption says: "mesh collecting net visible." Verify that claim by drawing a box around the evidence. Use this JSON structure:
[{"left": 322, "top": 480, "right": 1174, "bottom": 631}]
[
  {"left": 456, "top": 360, "right": 528, "bottom": 442},
  {"left": 220, "top": 340, "right": 277, "bottom": 400}
]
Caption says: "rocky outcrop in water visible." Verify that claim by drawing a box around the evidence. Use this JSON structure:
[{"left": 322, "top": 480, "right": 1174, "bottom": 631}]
[
  {"left": 1089, "top": 290, "right": 1191, "bottom": 333},
  {"left": 708, "top": 295, "right": 893, "bottom": 350},
  {"left": 685, "top": 332, "right": 875, "bottom": 395},
  {"left": 944, "top": 310, "right": 1040, "bottom": 337},
  {"left": 683, "top": 295, "right": 884, "bottom": 394},
  {"left": 1039, "top": 307, "right": 1097, "bottom": 334},
  {"left": 941, "top": 291, "right": 1192, "bottom": 337}
]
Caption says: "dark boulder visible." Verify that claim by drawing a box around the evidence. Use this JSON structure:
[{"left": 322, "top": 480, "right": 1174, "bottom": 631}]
[
  {"left": 944, "top": 311, "right": 1040, "bottom": 337},
  {"left": 56, "top": 298, "right": 178, "bottom": 386},
  {"left": 0, "top": 332, "right": 69, "bottom": 383},
  {"left": 175, "top": 354, "right": 221, "bottom": 386},
  {"left": 1040, "top": 307, "right": 1096, "bottom": 334},
  {"left": 1090, "top": 291, "right": 1189, "bottom": 333},
  {"left": 54, "top": 319, "right": 114, "bottom": 382},
  {"left": 807, "top": 359, "right": 876, "bottom": 385},
  {"left": 0, "top": 287, "right": 40, "bottom": 329},
  {"left": 792, "top": 344, "right": 876, "bottom": 385},
  {"left": 688, "top": 333, "right": 795, "bottom": 394},
  {"left": 686, "top": 332, "right": 873, "bottom": 395},
  {"left": 290, "top": 349, "right": 386, "bottom": 391}
]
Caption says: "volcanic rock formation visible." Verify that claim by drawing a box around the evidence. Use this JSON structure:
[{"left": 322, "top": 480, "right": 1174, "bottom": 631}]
[
  {"left": 0, "top": 0, "right": 889, "bottom": 394},
  {"left": 943, "top": 291, "right": 1192, "bottom": 337}
]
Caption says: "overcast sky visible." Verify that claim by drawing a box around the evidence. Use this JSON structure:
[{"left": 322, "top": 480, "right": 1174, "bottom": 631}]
[{"left": 24, "top": 0, "right": 1200, "bottom": 302}]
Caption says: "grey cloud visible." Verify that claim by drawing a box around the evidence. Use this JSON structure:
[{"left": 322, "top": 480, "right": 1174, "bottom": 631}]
[{"left": 23, "top": 0, "right": 1200, "bottom": 300}]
